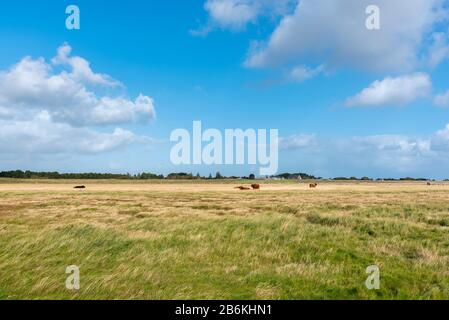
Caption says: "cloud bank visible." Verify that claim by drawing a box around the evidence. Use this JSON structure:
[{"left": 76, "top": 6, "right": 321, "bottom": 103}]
[
  {"left": 0, "top": 44, "right": 155, "bottom": 156},
  {"left": 281, "top": 124, "right": 449, "bottom": 178}
]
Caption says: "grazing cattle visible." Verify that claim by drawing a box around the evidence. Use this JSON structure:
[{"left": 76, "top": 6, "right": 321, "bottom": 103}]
[
  {"left": 251, "top": 184, "right": 260, "bottom": 190},
  {"left": 427, "top": 182, "right": 432, "bottom": 186},
  {"left": 309, "top": 183, "right": 318, "bottom": 188},
  {"left": 74, "top": 185, "right": 86, "bottom": 189},
  {"left": 235, "top": 186, "right": 251, "bottom": 190}
]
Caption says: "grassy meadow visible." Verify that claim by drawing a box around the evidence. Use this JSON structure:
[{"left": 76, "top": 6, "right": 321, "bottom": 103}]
[{"left": 0, "top": 180, "right": 448, "bottom": 300}]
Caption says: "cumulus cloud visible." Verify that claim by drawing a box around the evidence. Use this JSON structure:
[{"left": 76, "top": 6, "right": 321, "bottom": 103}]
[
  {"left": 0, "top": 44, "right": 156, "bottom": 155},
  {"left": 0, "top": 45, "right": 155, "bottom": 126},
  {"left": 346, "top": 73, "right": 431, "bottom": 107},
  {"left": 52, "top": 44, "right": 121, "bottom": 87},
  {"left": 205, "top": 0, "right": 259, "bottom": 29},
  {"left": 245, "top": 0, "right": 447, "bottom": 73},
  {"left": 89, "top": 95, "right": 155, "bottom": 125}
]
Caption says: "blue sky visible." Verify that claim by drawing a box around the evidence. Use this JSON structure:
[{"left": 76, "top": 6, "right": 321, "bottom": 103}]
[{"left": 1, "top": 0, "right": 449, "bottom": 178}]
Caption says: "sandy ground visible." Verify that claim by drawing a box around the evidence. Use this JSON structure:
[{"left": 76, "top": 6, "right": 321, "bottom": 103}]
[{"left": 0, "top": 180, "right": 447, "bottom": 193}]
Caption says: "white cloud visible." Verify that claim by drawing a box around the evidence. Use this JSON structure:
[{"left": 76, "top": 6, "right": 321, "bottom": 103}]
[
  {"left": 0, "top": 44, "right": 155, "bottom": 126},
  {"left": 346, "top": 135, "right": 433, "bottom": 174},
  {"left": 52, "top": 44, "right": 121, "bottom": 87},
  {"left": 346, "top": 73, "right": 431, "bottom": 107},
  {"left": 0, "top": 45, "right": 156, "bottom": 156},
  {"left": 245, "top": 0, "right": 447, "bottom": 73},
  {"left": 0, "top": 112, "right": 139, "bottom": 155},
  {"left": 432, "top": 124, "right": 449, "bottom": 150},
  {"left": 205, "top": 0, "right": 259, "bottom": 30},
  {"left": 434, "top": 89, "right": 449, "bottom": 107},
  {"left": 280, "top": 134, "right": 316, "bottom": 150},
  {"left": 289, "top": 64, "right": 324, "bottom": 82},
  {"left": 90, "top": 95, "right": 155, "bottom": 125},
  {"left": 193, "top": 0, "right": 294, "bottom": 35},
  {"left": 351, "top": 135, "right": 431, "bottom": 155}
]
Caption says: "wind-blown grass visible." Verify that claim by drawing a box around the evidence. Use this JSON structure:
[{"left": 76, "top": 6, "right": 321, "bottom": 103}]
[{"left": 0, "top": 181, "right": 448, "bottom": 299}]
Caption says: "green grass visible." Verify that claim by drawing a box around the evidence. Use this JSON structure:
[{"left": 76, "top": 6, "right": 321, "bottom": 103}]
[{"left": 0, "top": 184, "right": 448, "bottom": 299}]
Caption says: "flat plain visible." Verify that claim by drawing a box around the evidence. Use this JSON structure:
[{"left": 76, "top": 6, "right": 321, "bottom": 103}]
[{"left": 0, "top": 179, "right": 448, "bottom": 299}]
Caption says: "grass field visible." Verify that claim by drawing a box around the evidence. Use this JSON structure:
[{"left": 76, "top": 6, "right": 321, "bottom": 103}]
[{"left": 0, "top": 179, "right": 448, "bottom": 300}]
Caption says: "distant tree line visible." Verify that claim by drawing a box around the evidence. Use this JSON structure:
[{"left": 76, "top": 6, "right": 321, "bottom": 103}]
[
  {"left": 0, "top": 170, "right": 436, "bottom": 181},
  {"left": 331, "top": 177, "right": 430, "bottom": 181},
  {"left": 0, "top": 170, "right": 163, "bottom": 180},
  {"left": 269, "top": 174, "right": 433, "bottom": 181},
  {"left": 0, "top": 170, "right": 253, "bottom": 180},
  {"left": 271, "top": 173, "right": 319, "bottom": 180}
]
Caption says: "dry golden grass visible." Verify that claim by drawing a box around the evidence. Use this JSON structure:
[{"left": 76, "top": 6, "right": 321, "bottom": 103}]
[{"left": 0, "top": 179, "right": 448, "bottom": 299}]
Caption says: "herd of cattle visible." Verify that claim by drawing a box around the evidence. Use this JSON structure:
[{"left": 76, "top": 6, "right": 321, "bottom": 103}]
[
  {"left": 73, "top": 181, "right": 441, "bottom": 191},
  {"left": 72, "top": 181, "right": 441, "bottom": 192},
  {"left": 74, "top": 183, "right": 321, "bottom": 190},
  {"left": 234, "top": 183, "right": 319, "bottom": 190}
]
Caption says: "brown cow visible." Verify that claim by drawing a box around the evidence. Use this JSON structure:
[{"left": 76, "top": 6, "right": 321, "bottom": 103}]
[
  {"left": 251, "top": 184, "right": 260, "bottom": 190},
  {"left": 309, "top": 183, "right": 318, "bottom": 188},
  {"left": 235, "top": 186, "right": 251, "bottom": 190}
]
